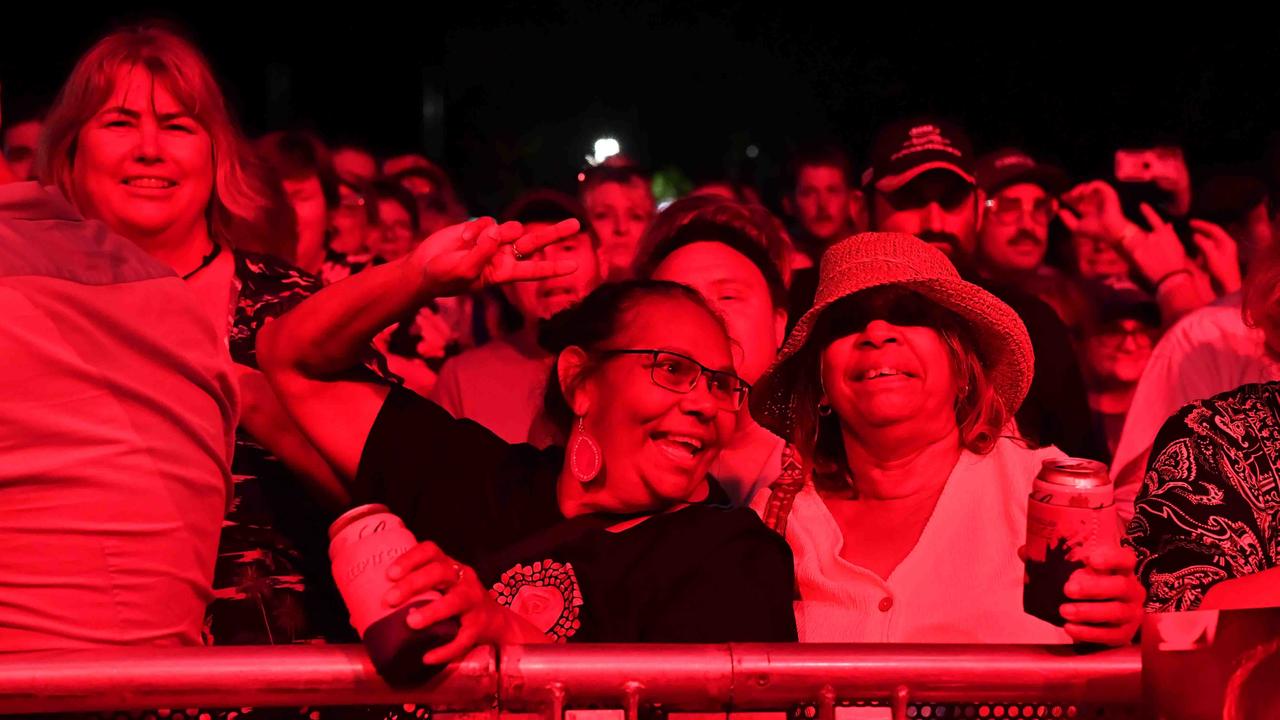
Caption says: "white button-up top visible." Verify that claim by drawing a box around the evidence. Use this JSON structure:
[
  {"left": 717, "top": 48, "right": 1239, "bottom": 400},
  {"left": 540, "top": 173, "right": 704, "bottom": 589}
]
[{"left": 754, "top": 437, "right": 1073, "bottom": 644}]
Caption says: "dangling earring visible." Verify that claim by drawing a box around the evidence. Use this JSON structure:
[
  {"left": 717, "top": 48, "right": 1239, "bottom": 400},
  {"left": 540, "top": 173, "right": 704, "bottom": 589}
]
[{"left": 568, "top": 416, "right": 602, "bottom": 483}]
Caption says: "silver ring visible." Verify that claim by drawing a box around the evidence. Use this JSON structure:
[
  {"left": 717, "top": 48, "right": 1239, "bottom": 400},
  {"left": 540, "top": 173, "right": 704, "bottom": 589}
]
[
  {"left": 451, "top": 563, "right": 464, "bottom": 584},
  {"left": 511, "top": 245, "right": 526, "bottom": 261}
]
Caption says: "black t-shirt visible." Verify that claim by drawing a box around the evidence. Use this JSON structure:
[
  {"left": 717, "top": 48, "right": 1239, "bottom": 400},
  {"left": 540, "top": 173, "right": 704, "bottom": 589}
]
[
  {"left": 354, "top": 387, "right": 798, "bottom": 643},
  {"left": 967, "top": 273, "right": 1107, "bottom": 461}
]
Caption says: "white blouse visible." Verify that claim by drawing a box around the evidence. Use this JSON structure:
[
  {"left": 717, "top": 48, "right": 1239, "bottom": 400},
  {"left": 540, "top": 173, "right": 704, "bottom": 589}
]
[{"left": 753, "top": 437, "right": 1073, "bottom": 644}]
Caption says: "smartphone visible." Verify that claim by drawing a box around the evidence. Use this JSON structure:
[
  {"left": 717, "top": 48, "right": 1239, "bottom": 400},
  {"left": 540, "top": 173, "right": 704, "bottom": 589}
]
[{"left": 1115, "top": 148, "right": 1184, "bottom": 184}]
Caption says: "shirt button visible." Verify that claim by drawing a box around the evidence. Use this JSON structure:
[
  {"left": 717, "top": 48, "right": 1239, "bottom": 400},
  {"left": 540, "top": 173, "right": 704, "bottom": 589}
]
[{"left": 878, "top": 596, "right": 894, "bottom": 612}]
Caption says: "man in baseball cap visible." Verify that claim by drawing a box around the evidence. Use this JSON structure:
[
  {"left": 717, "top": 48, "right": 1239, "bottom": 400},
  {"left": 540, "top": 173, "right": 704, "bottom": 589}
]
[
  {"left": 864, "top": 117, "right": 979, "bottom": 260},
  {"left": 864, "top": 116, "right": 1104, "bottom": 461},
  {"left": 974, "top": 148, "right": 1069, "bottom": 282}
]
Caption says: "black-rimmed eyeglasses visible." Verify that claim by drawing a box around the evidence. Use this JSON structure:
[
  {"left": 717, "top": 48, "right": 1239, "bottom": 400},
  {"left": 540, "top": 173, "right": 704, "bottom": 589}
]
[{"left": 599, "top": 349, "right": 750, "bottom": 411}]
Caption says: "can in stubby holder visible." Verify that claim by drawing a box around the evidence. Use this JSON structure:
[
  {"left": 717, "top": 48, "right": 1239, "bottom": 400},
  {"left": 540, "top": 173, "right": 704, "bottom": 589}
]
[
  {"left": 1023, "top": 458, "right": 1119, "bottom": 627},
  {"left": 329, "top": 504, "right": 460, "bottom": 685}
]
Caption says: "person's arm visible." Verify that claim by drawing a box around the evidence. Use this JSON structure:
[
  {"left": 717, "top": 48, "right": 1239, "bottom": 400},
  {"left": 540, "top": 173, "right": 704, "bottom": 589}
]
[
  {"left": 235, "top": 364, "right": 351, "bottom": 509},
  {"left": 1126, "top": 404, "right": 1262, "bottom": 612},
  {"left": 1189, "top": 219, "right": 1243, "bottom": 297},
  {"left": 1200, "top": 566, "right": 1280, "bottom": 611},
  {"left": 258, "top": 218, "right": 580, "bottom": 479},
  {"left": 1059, "top": 183, "right": 1212, "bottom": 324}
]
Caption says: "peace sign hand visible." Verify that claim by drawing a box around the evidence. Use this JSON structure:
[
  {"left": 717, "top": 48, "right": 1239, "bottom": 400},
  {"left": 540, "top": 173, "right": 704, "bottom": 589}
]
[{"left": 409, "top": 217, "right": 582, "bottom": 298}]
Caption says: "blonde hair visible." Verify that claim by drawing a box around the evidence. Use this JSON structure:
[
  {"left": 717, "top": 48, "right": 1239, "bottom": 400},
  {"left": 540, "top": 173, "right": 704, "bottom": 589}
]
[{"left": 38, "top": 23, "right": 269, "bottom": 246}]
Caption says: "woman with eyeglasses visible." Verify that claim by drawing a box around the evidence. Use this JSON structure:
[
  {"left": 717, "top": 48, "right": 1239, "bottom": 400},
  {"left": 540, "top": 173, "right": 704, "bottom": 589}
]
[{"left": 258, "top": 217, "right": 798, "bottom": 663}]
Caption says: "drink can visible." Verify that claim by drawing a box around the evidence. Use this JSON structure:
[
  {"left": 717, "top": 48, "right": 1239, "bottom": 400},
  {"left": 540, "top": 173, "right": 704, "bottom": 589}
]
[
  {"left": 329, "top": 504, "right": 459, "bottom": 685},
  {"left": 1023, "top": 458, "right": 1119, "bottom": 627}
]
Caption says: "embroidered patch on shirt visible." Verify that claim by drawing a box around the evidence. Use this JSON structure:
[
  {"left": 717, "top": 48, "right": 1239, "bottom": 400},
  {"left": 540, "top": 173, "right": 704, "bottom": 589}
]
[{"left": 490, "top": 559, "right": 583, "bottom": 641}]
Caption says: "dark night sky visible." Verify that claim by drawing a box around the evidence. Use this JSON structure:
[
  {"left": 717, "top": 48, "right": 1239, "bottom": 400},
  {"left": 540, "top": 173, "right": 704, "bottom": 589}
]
[{"left": 3, "top": 6, "right": 1278, "bottom": 212}]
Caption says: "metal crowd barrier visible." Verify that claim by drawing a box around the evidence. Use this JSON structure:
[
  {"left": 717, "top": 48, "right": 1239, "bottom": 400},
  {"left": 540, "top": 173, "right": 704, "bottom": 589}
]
[{"left": 0, "top": 643, "right": 1141, "bottom": 718}]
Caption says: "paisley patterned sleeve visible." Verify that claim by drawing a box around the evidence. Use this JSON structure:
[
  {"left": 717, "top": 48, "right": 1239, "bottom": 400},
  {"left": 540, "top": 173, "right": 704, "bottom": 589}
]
[
  {"left": 228, "top": 251, "right": 399, "bottom": 383},
  {"left": 1126, "top": 386, "right": 1276, "bottom": 612}
]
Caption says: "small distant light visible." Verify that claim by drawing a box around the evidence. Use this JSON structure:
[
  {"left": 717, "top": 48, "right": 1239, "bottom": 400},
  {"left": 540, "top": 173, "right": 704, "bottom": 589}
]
[
  {"left": 577, "top": 172, "right": 586, "bottom": 182},
  {"left": 588, "top": 137, "right": 621, "bottom": 166},
  {"left": 746, "top": 144, "right": 760, "bottom": 159}
]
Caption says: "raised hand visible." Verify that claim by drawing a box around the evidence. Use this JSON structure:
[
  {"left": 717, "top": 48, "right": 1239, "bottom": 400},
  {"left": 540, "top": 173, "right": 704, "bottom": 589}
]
[
  {"left": 1119, "top": 204, "right": 1190, "bottom": 285},
  {"left": 1058, "top": 180, "right": 1132, "bottom": 244},
  {"left": 408, "top": 217, "right": 582, "bottom": 298},
  {"left": 1189, "top": 218, "right": 1242, "bottom": 294}
]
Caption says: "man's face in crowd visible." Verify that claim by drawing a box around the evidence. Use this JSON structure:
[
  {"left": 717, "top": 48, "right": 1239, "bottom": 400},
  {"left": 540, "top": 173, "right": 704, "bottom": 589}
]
[
  {"left": 651, "top": 240, "right": 786, "bottom": 386},
  {"left": 504, "top": 222, "right": 602, "bottom": 323},
  {"left": 327, "top": 183, "right": 368, "bottom": 256},
  {"left": 1072, "top": 232, "right": 1131, "bottom": 279},
  {"left": 871, "top": 170, "right": 979, "bottom": 260},
  {"left": 793, "top": 164, "right": 853, "bottom": 244},
  {"left": 367, "top": 198, "right": 417, "bottom": 262},
  {"left": 1085, "top": 319, "right": 1158, "bottom": 388},
  {"left": 3, "top": 119, "right": 42, "bottom": 181},
  {"left": 976, "top": 182, "right": 1055, "bottom": 275},
  {"left": 583, "top": 178, "right": 654, "bottom": 280}
]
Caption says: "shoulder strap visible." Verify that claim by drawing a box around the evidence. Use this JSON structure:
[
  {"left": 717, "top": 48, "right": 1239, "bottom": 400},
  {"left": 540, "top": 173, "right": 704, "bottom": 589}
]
[{"left": 761, "top": 444, "right": 806, "bottom": 537}]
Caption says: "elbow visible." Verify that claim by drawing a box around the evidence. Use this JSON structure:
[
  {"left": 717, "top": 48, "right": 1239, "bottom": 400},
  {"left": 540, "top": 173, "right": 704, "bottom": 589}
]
[{"left": 255, "top": 317, "right": 292, "bottom": 380}]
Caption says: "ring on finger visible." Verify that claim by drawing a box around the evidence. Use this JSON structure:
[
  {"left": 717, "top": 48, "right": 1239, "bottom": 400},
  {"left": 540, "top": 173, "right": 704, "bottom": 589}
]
[
  {"left": 450, "top": 562, "right": 464, "bottom": 584},
  {"left": 511, "top": 245, "right": 526, "bottom": 261}
]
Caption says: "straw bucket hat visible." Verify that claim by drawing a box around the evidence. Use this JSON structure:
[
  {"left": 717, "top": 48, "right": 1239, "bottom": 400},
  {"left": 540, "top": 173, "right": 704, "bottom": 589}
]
[{"left": 750, "top": 232, "right": 1034, "bottom": 440}]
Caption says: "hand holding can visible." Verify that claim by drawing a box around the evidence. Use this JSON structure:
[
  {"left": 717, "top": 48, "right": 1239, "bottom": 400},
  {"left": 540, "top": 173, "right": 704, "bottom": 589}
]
[
  {"left": 1023, "top": 458, "right": 1119, "bottom": 627},
  {"left": 329, "top": 504, "right": 461, "bottom": 685}
]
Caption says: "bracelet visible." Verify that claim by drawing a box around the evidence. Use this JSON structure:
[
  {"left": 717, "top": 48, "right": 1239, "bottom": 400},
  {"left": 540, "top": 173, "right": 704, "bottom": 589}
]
[{"left": 1154, "top": 268, "right": 1193, "bottom": 288}]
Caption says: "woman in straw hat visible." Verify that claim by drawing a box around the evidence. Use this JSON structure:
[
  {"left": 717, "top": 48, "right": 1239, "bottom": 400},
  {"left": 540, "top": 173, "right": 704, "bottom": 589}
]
[{"left": 750, "top": 232, "right": 1144, "bottom": 645}]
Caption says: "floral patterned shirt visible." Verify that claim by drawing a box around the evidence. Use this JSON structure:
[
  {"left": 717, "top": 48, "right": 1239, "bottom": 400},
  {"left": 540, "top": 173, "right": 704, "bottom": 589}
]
[{"left": 207, "top": 251, "right": 391, "bottom": 647}]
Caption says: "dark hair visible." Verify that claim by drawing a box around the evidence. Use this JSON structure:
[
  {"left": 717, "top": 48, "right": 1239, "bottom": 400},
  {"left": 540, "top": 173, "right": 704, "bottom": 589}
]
[
  {"left": 688, "top": 181, "right": 762, "bottom": 206},
  {"left": 365, "top": 178, "right": 420, "bottom": 234},
  {"left": 578, "top": 157, "right": 653, "bottom": 197},
  {"left": 256, "top": 130, "right": 329, "bottom": 179},
  {"left": 502, "top": 188, "right": 599, "bottom": 248},
  {"left": 785, "top": 141, "right": 855, "bottom": 195},
  {"left": 1194, "top": 174, "right": 1270, "bottom": 227},
  {"left": 538, "top": 280, "right": 725, "bottom": 438},
  {"left": 636, "top": 195, "right": 791, "bottom": 309}
]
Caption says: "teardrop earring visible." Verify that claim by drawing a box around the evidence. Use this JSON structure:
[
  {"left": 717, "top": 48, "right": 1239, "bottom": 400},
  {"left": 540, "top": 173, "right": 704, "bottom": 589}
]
[{"left": 568, "top": 416, "right": 602, "bottom": 483}]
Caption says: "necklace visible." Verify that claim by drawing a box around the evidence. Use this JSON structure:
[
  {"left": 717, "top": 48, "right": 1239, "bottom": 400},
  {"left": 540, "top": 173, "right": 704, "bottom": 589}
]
[{"left": 182, "top": 243, "right": 223, "bottom": 280}]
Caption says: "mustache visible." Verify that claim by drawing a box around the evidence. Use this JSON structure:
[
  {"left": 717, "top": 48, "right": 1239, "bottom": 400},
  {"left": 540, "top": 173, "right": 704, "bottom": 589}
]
[
  {"left": 916, "top": 231, "right": 961, "bottom": 249},
  {"left": 1011, "top": 230, "right": 1044, "bottom": 246}
]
